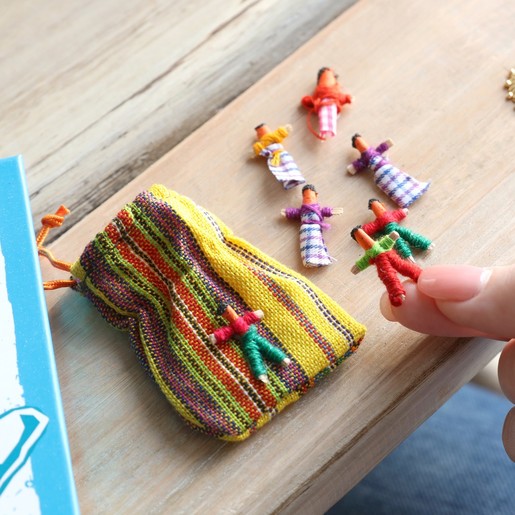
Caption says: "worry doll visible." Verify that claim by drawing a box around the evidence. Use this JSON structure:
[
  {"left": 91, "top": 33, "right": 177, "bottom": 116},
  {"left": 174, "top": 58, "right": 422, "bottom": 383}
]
[
  {"left": 209, "top": 303, "right": 290, "bottom": 384},
  {"left": 360, "top": 198, "right": 433, "bottom": 261},
  {"left": 301, "top": 67, "right": 352, "bottom": 140},
  {"left": 252, "top": 123, "right": 306, "bottom": 189},
  {"left": 351, "top": 227, "right": 422, "bottom": 306},
  {"left": 282, "top": 184, "right": 343, "bottom": 267},
  {"left": 347, "top": 134, "right": 430, "bottom": 208}
]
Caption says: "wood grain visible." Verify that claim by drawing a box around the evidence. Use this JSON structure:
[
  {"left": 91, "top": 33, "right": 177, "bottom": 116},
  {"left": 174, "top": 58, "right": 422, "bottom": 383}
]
[
  {"left": 0, "top": 0, "right": 355, "bottom": 238},
  {"left": 38, "top": 0, "right": 515, "bottom": 512}
]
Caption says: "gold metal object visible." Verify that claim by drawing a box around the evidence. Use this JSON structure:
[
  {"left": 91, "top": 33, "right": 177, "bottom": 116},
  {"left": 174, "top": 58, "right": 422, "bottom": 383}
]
[{"left": 505, "top": 68, "right": 515, "bottom": 104}]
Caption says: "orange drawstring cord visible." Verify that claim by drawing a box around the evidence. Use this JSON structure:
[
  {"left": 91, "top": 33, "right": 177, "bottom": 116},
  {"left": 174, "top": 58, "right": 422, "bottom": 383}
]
[{"left": 36, "top": 205, "right": 77, "bottom": 290}]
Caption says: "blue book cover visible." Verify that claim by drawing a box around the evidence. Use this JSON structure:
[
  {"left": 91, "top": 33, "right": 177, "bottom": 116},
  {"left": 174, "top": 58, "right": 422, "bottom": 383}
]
[{"left": 0, "top": 156, "right": 80, "bottom": 514}]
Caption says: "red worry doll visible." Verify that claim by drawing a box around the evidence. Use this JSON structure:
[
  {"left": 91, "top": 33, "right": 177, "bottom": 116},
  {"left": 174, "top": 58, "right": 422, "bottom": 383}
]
[
  {"left": 301, "top": 67, "right": 352, "bottom": 140},
  {"left": 351, "top": 227, "right": 422, "bottom": 306},
  {"left": 208, "top": 303, "right": 290, "bottom": 384},
  {"left": 361, "top": 198, "right": 433, "bottom": 262}
]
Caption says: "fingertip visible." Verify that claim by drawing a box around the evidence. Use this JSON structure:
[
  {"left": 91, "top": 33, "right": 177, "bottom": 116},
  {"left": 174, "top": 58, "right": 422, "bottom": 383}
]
[
  {"left": 380, "top": 293, "right": 397, "bottom": 321},
  {"left": 502, "top": 406, "right": 515, "bottom": 462}
]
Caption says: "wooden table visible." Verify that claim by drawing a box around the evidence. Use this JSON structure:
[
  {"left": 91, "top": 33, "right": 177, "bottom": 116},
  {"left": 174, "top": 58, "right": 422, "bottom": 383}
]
[{"left": 4, "top": 0, "right": 515, "bottom": 512}]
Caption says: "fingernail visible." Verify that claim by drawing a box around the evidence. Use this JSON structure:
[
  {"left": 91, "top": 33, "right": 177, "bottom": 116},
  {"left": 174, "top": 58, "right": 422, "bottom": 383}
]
[
  {"left": 502, "top": 407, "right": 515, "bottom": 462},
  {"left": 418, "top": 265, "right": 492, "bottom": 301}
]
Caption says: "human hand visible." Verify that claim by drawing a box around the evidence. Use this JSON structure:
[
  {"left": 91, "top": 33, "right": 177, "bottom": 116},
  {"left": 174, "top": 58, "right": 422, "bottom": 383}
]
[{"left": 380, "top": 264, "right": 515, "bottom": 461}]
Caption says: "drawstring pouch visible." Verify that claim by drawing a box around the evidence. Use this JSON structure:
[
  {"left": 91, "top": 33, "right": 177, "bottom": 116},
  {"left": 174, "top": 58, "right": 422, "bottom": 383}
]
[{"left": 39, "top": 185, "right": 366, "bottom": 441}]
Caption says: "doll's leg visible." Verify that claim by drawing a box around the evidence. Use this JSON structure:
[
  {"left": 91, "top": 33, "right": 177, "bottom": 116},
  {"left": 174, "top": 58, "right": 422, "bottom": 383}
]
[
  {"left": 396, "top": 226, "right": 432, "bottom": 251},
  {"left": 375, "top": 253, "right": 406, "bottom": 306},
  {"left": 389, "top": 251, "right": 422, "bottom": 282},
  {"left": 394, "top": 237, "right": 413, "bottom": 260},
  {"left": 255, "top": 334, "right": 288, "bottom": 364},
  {"left": 241, "top": 336, "right": 268, "bottom": 379}
]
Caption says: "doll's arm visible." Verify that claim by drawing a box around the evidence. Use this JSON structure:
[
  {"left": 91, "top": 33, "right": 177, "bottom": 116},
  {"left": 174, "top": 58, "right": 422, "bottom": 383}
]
[
  {"left": 376, "top": 139, "right": 394, "bottom": 154},
  {"left": 282, "top": 207, "right": 302, "bottom": 220},
  {"left": 338, "top": 93, "right": 353, "bottom": 105},
  {"left": 351, "top": 264, "right": 362, "bottom": 275},
  {"left": 347, "top": 158, "right": 366, "bottom": 175},
  {"left": 352, "top": 255, "right": 371, "bottom": 274},
  {"left": 391, "top": 208, "right": 408, "bottom": 223},
  {"left": 320, "top": 206, "right": 340, "bottom": 217},
  {"left": 379, "top": 232, "right": 399, "bottom": 251},
  {"left": 301, "top": 95, "right": 315, "bottom": 109},
  {"left": 277, "top": 126, "right": 291, "bottom": 138},
  {"left": 243, "top": 310, "right": 263, "bottom": 325},
  {"left": 361, "top": 219, "right": 383, "bottom": 235},
  {"left": 210, "top": 325, "right": 235, "bottom": 344},
  {"left": 252, "top": 141, "right": 265, "bottom": 156}
]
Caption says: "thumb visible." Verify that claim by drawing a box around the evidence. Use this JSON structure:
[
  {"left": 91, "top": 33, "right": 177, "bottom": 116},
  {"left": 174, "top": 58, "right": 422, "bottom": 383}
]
[
  {"left": 416, "top": 265, "right": 515, "bottom": 340},
  {"left": 381, "top": 265, "right": 515, "bottom": 340}
]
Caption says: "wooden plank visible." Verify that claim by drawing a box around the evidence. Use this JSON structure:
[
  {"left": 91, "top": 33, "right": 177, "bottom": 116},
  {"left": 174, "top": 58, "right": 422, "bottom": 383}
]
[
  {"left": 0, "top": 0, "right": 355, "bottom": 236},
  {"left": 39, "top": 0, "right": 515, "bottom": 512}
]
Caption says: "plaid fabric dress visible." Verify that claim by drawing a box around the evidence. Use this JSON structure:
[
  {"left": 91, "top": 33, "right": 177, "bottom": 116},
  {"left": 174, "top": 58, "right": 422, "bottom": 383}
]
[
  {"left": 259, "top": 143, "right": 305, "bottom": 190},
  {"left": 318, "top": 102, "right": 338, "bottom": 139},
  {"left": 285, "top": 204, "right": 334, "bottom": 267},
  {"left": 368, "top": 155, "right": 430, "bottom": 208}
]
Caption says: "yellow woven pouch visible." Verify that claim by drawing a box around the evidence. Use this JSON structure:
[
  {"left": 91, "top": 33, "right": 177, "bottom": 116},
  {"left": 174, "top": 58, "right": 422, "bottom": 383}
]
[{"left": 43, "top": 185, "right": 366, "bottom": 440}]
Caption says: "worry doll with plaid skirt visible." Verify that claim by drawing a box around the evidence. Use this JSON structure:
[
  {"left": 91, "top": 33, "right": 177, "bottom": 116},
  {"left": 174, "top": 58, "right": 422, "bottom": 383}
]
[
  {"left": 361, "top": 198, "right": 433, "bottom": 261},
  {"left": 301, "top": 67, "right": 352, "bottom": 140},
  {"left": 347, "top": 134, "right": 430, "bottom": 208},
  {"left": 252, "top": 123, "right": 306, "bottom": 189},
  {"left": 208, "top": 303, "right": 291, "bottom": 384},
  {"left": 351, "top": 227, "right": 422, "bottom": 306},
  {"left": 282, "top": 184, "right": 343, "bottom": 267}
]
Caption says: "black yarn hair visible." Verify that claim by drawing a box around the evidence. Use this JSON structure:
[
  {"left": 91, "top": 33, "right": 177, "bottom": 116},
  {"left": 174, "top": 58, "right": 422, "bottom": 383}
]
[
  {"left": 302, "top": 184, "right": 317, "bottom": 193},
  {"left": 350, "top": 225, "right": 362, "bottom": 241},
  {"left": 216, "top": 302, "right": 229, "bottom": 316},
  {"left": 351, "top": 133, "right": 362, "bottom": 149}
]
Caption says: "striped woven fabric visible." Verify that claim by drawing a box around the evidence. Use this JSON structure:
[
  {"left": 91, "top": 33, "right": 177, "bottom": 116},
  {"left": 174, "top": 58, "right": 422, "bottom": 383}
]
[
  {"left": 70, "top": 185, "right": 366, "bottom": 441},
  {"left": 259, "top": 143, "right": 306, "bottom": 190}
]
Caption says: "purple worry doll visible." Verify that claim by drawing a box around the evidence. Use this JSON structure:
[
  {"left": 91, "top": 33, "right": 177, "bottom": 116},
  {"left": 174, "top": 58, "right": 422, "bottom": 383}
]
[
  {"left": 281, "top": 184, "right": 343, "bottom": 267},
  {"left": 347, "top": 134, "right": 430, "bottom": 208}
]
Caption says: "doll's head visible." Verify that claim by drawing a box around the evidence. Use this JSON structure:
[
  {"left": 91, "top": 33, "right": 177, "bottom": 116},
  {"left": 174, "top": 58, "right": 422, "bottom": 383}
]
[
  {"left": 351, "top": 226, "right": 376, "bottom": 250},
  {"left": 351, "top": 133, "right": 369, "bottom": 153},
  {"left": 317, "top": 67, "right": 338, "bottom": 87},
  {"left": 216, "top": 302, "right": 239, "bottom": 323},
  {"left": 301, "top": 184, "right": 318, "bottom": 204}
]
